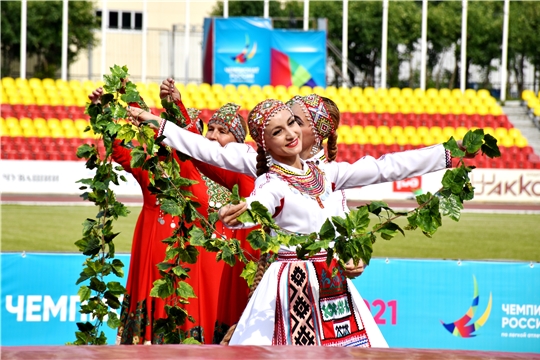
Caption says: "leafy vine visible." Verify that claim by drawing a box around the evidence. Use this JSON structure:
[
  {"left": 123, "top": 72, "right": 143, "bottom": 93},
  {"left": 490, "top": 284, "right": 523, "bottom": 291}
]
[{"left": 73, "top": 65, "right": 501, "bottom": 344}]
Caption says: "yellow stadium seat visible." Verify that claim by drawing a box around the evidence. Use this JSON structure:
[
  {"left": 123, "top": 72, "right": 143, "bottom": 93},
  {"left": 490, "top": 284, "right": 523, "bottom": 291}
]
[
  {"left": 262, "top": 85, "right": 274, "bottom": 96},
  {"left": 442, "top": 126, "right": 455, "bottom": 138},
  {"left": 377, "top": 125, "right": 390, "bottom": 137},
  {"left": 363, "top": 125, "right": 377, "bottom": 137},
  {"left": 19, "top": 117, "right": 34, "bottom": 130},
  {"left": 47, "top": 118, "right": 61, "bottom": 130},
  {"left": 390, "top": 126, "right": 403, "bottom": 137},
  {"left": 388, "top": 87, "right": 401, "bottom": 99},
  {"left": 438, "top": 105, "right": 450, "bottom": 115},
  {"left": 69, "top": 79, "right": 82, "bottom": 90},
  {"left": 430, "top": 126, "right": 443, "bottom": 137},
  {"left": 439, "top": 88, "right": 451, "bottom": 99},
  {"left": 337, "top": 87, "right": 350, "bottom": 97},
  {"left": 455, "top": 127, "right": 468, "bottom": 139},
  {"left": 409, "top": 133, "right": 422, "bottom": 146},
  {"left": 381, "top": 134, "right": 394, "bottom": 146},
  {"left": 476, "top": 105, "right": 489, "bottom": 116},
  {"left": 237, "top": 84, "right": 249, "bottom": 94},
  {"left": 42, "top": 78, "right": 56, "bottom": 89},
  {"left": 355, "top": 133, "right": 369, "bottom": 145},
  {"left": 9, "top": 125, "right": 23, "bottom": 137},
  {"left": 426, "top": 88, "right": 438, "bottom": 99},
  {"left": 299, "top": 86, "right": 312, "bottom": 96},
  {"left": 422, "top": 134, "right": 436, "bottom": 146},
  {"left": 369, "top": 133, "right": 382, "bottom": 145},
  {"left": 417, "top": 126, "right": 429, "bottom": 138},
  {"left": 374, "top": 103, "right": 386, "bottom": 114},
  {"left": 494, "top": 127, "right": 508, "bottom": 139},
  {"left": 5, "top": 116, "right": 19, "bottom": 129},
  {"left": 464, "top": 89, "right": 476, "bottom": 99},
  {"left": 199, "top": 83, "right": 211, "bottom": 93},
  {"left": 350, "top": 87, "right": 362, "bottom": 98},
  {"left": 412, "top": 104, "right": 424, "bottom": 115},
  {"left": 477, "top": 89, "right": 490, "bottom": 99},
  {"left": 64, "top": 128, "right": 79, "bottom": 138},
  {"left": 312, "top": 86, "right": 325, "bottom": 97},
  {"left": 363, "top": 87, "right": 375, "bottom": 99},
  {"left": 403, "top": 126, "right": 416, "bottom": 138},
  {"left": 23, "top": 126, "right": 37, "bottom": 137},
  {"left": 29, "top": 78, "right": 42, "bottom": 89},
  {"left": 508, "top": 128, "right": 522, "bottom": 139},
  {"left": 50, "top": 127, "right": 65, "bottom": 138},
  {"left": 224, "top": 84, "right": 237, "bottom": 95},
  {"left": 396, "top": 134, "right": 408, "bottom": 146},
  {"left": 0, "top": 123, "right": 8, "bottom": 136},
  {"left": 521, "top": 89, "right": 535, "bottom": 101},
  {"left": 286, "top": 85, "right": 299, "bottom": 97},
  {"left": 275, "top": 85, "right": 287, "bottom": 95},
  {"left": 425, "top": 105, "right": 437, "bottom": 115},
  {"left": 15, "top": 78, "right": 29, "bottom": 88},
  {"left": 400, "top": 88, "right": 412, "bottom": 99},
  {"left": 501, "top": 136, "right": 514, "bottom": 147},
  {"left": 2, "top": 77, "right": 16, "bottom": 88},
  {"left": 515, "top": 136, "right": 528, "bottom": 147},
  {"left": 61, "top": 119, "right": 75, "bottom": 131}
]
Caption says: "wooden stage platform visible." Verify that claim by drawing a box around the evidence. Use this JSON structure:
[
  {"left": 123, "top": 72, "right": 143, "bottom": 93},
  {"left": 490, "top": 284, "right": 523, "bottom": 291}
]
[{"left": 2, "top": 345, "right": 539, "bottom": 360}]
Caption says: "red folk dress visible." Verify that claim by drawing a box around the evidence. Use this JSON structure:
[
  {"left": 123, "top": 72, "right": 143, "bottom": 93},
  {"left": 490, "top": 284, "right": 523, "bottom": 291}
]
[
  {"left": 192, "top": 160, "right": 260, "bottom": 344},
  {"left": 114, "top": 142, "right": 226, "bottom": 344}
]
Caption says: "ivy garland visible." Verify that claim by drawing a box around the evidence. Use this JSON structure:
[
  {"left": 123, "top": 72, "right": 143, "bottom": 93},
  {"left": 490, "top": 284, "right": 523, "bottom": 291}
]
[{"left": 72, "top": 65, "right": 501, "bottom": 345}]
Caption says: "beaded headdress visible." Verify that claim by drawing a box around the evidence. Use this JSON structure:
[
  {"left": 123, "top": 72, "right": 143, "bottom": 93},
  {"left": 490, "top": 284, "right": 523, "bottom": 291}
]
[
  {"left": 186, "top": 107, "right": 204, "bottom": 134},
  {"left": 208, "top": 103, "right": 246, "bottom": 143},
  {"left": 287, "top": 94, "right": 336, "bottom": 144},
  {"left": 248, "top": 99, "right": 293, "bottom": 151}
]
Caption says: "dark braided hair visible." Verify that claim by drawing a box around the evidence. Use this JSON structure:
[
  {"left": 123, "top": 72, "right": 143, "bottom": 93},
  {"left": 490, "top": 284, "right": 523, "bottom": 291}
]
[
  {"left": 321, "top": 96, "right": 341, "bottom": 162},
  {"left": 256, "top": 145, "right": 270, "bottom": 177}
]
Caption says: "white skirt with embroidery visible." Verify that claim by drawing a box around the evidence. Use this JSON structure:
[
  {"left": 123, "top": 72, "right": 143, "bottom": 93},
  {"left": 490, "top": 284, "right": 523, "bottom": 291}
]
[{"left": 229, "top": 260, "right": 388, "bottom": 347}]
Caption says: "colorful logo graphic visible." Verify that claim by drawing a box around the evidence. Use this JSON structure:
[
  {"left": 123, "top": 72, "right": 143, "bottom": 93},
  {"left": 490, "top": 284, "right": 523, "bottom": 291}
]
[
  {"left": 231, "top": 34, "right": 257, "bottom": 63},
  {"left": 441, "top": 275, "right": 492, "bottom": 337}
]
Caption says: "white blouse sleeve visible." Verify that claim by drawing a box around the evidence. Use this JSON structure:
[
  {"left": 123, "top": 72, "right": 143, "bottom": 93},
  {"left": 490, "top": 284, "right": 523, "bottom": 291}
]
[
  {"left": 160, "top": 121, "right": 258, "bottom": 177},
  {"left": 327, "top": 144, "right": 451, "bottom": 190}
]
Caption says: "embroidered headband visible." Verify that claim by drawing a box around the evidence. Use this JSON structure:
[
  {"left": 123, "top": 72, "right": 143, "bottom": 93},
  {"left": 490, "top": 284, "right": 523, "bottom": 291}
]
[
  {"left": 288, "top": 94, "right": 336, "bottom": 143},
  {"left": 208, "top": 103, "right": 246, "bottom": 143},
  {"left": 186, "top": 107, "right": 204, "bottom": 134},
  {"left": 248, "top": 99, "right": 293, "bottom": 151}
]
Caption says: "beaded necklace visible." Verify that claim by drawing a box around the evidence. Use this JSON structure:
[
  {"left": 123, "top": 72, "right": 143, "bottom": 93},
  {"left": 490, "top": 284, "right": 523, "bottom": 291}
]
[{"left": 269, "top": 161, "right": 326, "bottom": 209}]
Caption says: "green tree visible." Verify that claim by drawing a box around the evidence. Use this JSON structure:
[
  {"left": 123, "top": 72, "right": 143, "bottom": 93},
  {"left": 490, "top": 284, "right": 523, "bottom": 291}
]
[{"left": 0, "top": 1, "right": 99, "bottom": 78}]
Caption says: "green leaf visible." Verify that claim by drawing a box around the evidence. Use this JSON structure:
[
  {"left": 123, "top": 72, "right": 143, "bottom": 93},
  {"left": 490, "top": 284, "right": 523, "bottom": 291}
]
[
  {"left": 182, "top": 337, "right": 202, "bottom": 345},
  {"left": 100, "top": 93, "right": 115, "bottom": 107},
  {"left": 318, "top": 219, "right": 336, "bottom": 241},
  {"left": 130, "top": 148, "right": 146, "bottom": 169},
  {"left": 240, "top": 260, "right": 258, "bottom": 286},
  {"left": 117, "top": 125, "right": 136, "bottom": 143},
  {"left": 89, "top": 278, "right": 107, "bottom": 293},
  {"left": 440, "top": 194, "right": 463, "bottom": 221},
  {"left": 78, "top": 286, "right": 91, "bottom": 302},
  {"left": 150, "top": 278, "right": 174, "bottom": 299},
  {"left": 368, "top": 201, "right": 391, "bottom": 216},
  {"left": 463, "top": 129, "right": 484, "bottom": 154},
  {"left": 349, "top": 206, "right": 370, "bottom": 233},
  {"left": 76, "top": 144, "right": 97, "bottom": 159},
  {"left": 246, "top": 229, "right": 268, "bottom": 250},
  {"left": 237, "top": 210, "right": 254, "bottom": 224},
  {"left": 105, "top": 122, "right": 122, "bottom": 137},
  {"left": 177, "top": 281, "right": 196, "bottom": 299},
  {"left": 188, "top": 227, "right": 206, "bottom": 246},
  {"left": 220, "top": 245, "right": 236, "bottom": 266},
  {"left": 107, "top": 281, "right": 126, "bottom": 295},
  {"left": 172, "top": 265, "right": 189, "bottom": 278},
  {"left": 481, "top": 133, "right": 501, "bottom": 158},
  {"left": 106, "top": 311, "right": 121, "bottom": 329},
  {"left": 178, "top": 245, "right": 199, "bottom": 264},
  {"left": 443, "top": 136, "right": 466, "bottom": 158},
  {"left": 376, "top": 221, "right": 405, "bottom": 240},
  {"left": 161, "top": 199, "right": 183, "bottom": 216}
]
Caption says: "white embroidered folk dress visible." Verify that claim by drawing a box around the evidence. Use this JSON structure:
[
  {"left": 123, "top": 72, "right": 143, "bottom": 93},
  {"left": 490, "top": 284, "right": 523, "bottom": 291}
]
[{"left": 226, "top": 149, "right": 448, "bottom": 347}]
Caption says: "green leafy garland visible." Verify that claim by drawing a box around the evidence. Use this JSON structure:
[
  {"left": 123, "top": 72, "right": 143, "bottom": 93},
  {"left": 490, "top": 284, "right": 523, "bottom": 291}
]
[{"left": 73, "top": 65, "right": 501, "bottom": 345}]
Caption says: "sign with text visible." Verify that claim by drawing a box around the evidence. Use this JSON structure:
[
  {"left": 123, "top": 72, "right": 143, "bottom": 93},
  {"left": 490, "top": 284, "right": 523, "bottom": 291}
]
[{"left": 1, "top": 253, "right": 538, "bottom": 353}]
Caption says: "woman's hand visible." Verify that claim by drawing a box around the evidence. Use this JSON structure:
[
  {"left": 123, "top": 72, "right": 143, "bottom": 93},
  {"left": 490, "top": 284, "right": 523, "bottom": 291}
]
[
  {"left": 88, "top": 87, "right": 104, "bottom": 105},
  {"left": 343, "top": 258, "right": 366, "bottom": 279},
  {"left": 218, "top": 202, "right": 248, "bottom": 227},
  {"left": 126, "top": 107, "right": 162, "bottom": 130},
  {"left": 160, "top": 78, "right": 181, "bottom": 102},
  {"left": 457, "top": 140, "right": 480, "bottom": 159}
]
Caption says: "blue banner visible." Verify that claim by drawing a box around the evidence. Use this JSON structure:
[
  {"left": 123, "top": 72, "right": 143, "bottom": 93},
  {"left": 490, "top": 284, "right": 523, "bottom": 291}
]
[
  {"left": 270, "top": 30, "right": 327, "bottom": 88},
  {"left": 213, "top": 17, "right": 272, "bottom": 86},
  {"left": 1, "top": 253, "right": 130, "bottom": 345},
  {"left": 1, "top": 253, "right": 539, "bottom": 352},
  {"left": 351, "top": 259, "right": 540, "bottom": 353}
]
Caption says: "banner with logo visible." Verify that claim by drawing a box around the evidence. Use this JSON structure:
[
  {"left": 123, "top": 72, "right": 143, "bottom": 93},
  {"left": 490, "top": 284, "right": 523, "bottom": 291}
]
[
  {"left": 212, "top": 17, "right": 272, "bottom": 85},
  {"left": 270, "top": 30, "right": 326, "bottom": 87},
  {"left": 352, "top": 259, "right": 540, "bottom": 353},
  {"left": 2, "top": 253, "right": 539, "bottom": 352},
  {"left": 345, "top": 168, "right": 540, "bottom": 203}
]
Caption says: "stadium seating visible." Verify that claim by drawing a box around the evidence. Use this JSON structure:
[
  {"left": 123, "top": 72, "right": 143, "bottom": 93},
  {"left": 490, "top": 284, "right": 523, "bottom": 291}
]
[{"left": 1, "top": 77, "right": 538, "bottom": 169}]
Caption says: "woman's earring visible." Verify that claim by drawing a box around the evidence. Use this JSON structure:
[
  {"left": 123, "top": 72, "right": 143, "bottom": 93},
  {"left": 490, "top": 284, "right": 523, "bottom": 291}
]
[{"left": 266, "top": 153, "right": 273, "bottom": 167}]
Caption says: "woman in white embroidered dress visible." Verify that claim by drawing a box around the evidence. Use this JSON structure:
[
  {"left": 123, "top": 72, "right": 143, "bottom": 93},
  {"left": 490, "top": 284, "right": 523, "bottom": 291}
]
[{"left": 216, "top": 99, "right": 453, "bottom": 347}]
